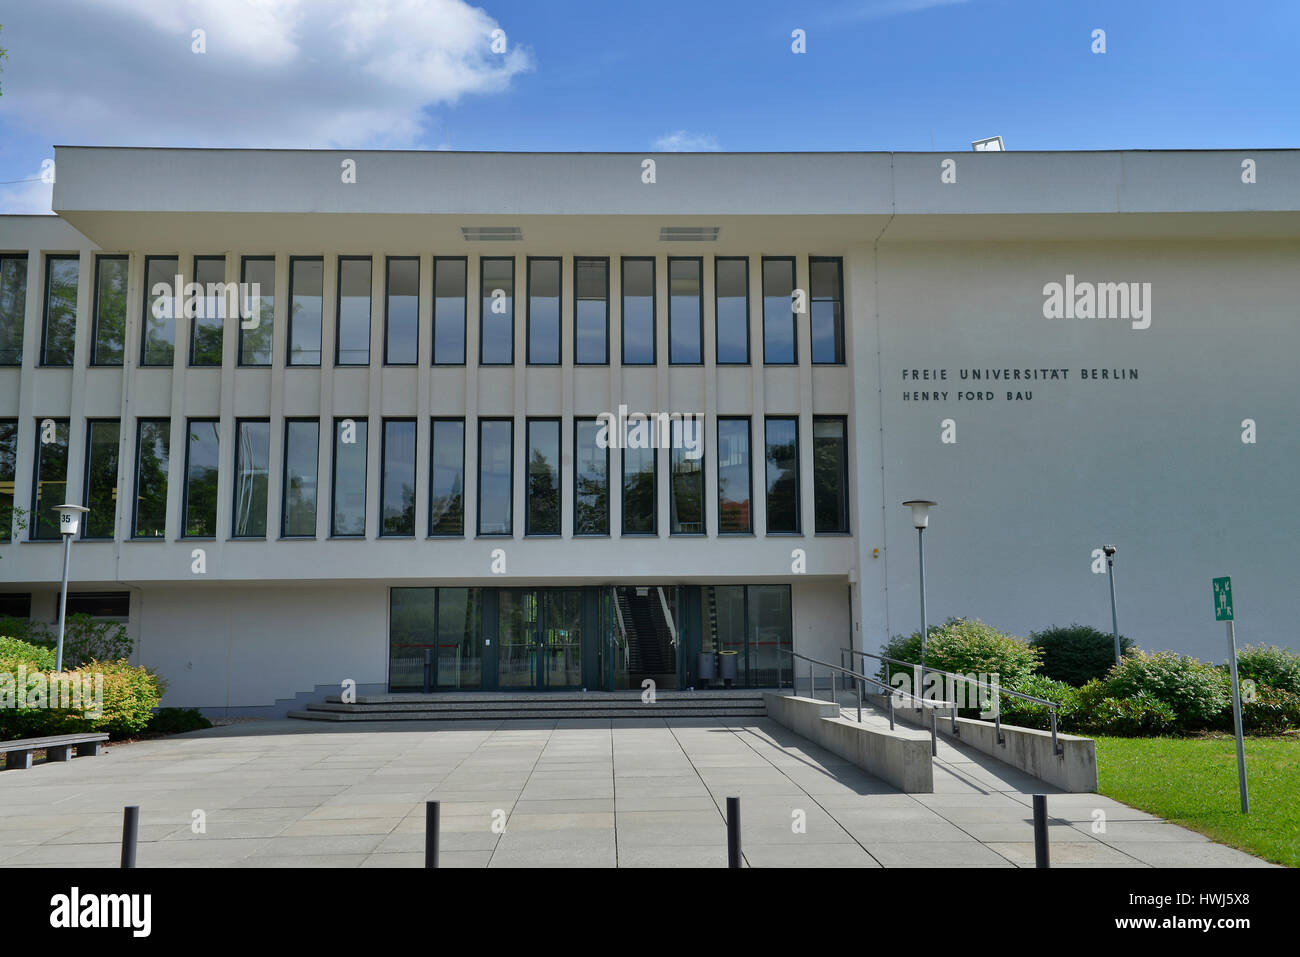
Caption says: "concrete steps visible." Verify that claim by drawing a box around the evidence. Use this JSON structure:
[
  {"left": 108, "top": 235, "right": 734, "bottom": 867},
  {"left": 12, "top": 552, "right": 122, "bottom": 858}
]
[{"left": 287, "top": 689, "right": 769, "bottom": 722}]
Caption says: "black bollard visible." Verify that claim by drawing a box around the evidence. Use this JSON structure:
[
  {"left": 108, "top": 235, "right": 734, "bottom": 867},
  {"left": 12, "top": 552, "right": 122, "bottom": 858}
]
[
  {"left": 726, "top": 796, "right": 741, "bottom": 868},
  {"left": 425, "top": 800, "right": 440, "bottom": 868},
  {"left": 1032, "top": 794, "right": 1049, "bottom": 869},
  {"left": 121, "top": 805, "right": 139, "bottom": 869}
]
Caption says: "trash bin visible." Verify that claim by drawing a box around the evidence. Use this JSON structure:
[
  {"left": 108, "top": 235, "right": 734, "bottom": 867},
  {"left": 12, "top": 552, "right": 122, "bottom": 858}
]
[
  {"left": 719, "top": 650, "right": 739, "bottom": 688},
  {"left": 697, "top": 652, "right": 716, "bottom": 688}
]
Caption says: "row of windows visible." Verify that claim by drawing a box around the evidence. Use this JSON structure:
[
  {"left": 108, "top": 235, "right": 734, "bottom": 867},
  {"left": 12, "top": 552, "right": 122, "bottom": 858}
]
[
  {"left": 0, "top": 254, "right": 846, "bottom": 370},
  {"left": 0, "top": 415, "right": 850, "bottom": 542}
]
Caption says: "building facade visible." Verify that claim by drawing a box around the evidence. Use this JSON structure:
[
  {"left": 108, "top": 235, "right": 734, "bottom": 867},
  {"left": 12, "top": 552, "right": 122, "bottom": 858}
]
[{"left": 1, "top": 148, "right": 1297, "bottom": 715}]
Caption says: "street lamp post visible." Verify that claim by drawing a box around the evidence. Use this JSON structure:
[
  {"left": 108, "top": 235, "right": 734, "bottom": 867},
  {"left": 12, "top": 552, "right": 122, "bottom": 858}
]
[
  {"left": 1103, "top": 545, "right": 1120, "bottom": 666},
  {"left": 903, "top": 501, "right": 937, "bottom": 703},
  {"left": 53, "top": 504, "right": 89, "bottom": 672}
]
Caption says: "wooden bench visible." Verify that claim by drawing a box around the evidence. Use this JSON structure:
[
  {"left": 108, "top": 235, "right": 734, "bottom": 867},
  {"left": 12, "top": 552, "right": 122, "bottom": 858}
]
[{"left": 0, "top": 733, "right": 110, "bottom": 770}]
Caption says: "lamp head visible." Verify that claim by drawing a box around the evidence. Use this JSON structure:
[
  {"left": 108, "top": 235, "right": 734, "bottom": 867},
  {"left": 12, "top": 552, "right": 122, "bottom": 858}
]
[
  {"left": 902, "top": 500, "right": 937, "bottom": 529},
  {"left": 1102, "top": 544, "right": 1117, "bottom": 558},
  {"left": 54, "top": 503, "right": 89, "bottom": 537}
]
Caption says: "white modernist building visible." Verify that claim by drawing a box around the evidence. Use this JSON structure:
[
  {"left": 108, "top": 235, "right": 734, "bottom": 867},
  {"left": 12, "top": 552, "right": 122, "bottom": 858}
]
[{"left": 0, "top": 147, "right": 1296, "bottom": 715}]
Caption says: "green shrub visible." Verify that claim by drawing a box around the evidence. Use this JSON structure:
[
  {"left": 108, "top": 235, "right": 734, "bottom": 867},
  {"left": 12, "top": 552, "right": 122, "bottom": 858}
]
[
  {"left": 995, "top": 674, "right": 1080, "bottom": 731},
  {"left": 1235, "top": 644, "right": 1300, "bottom": 696},
  {"left": 879, "top": 617, "right": 1041, "bottom": 692},
  {"left": 0, "top": 616, "right": 54, "bottom": 648},
  {"left": 1102, "top": 651, "right": 1230, "bottom": 732},
  {"left": 1029, "top": 623, "right": 1134, "bottom": 686},
  {"left": 147, "top": 707, "right": 212, "bottom": 735},
  {"left": 1072, "top": 681, "right": 1176, "bottom": 736},
  {"left": 1239, "top": 687, "right": 1300, "bottom": 735},
  {"left": 59, "top": 615, "right": 132, "bottom": 668},
  {"left": 0, "top": 659, "right": 164, "bottom": 741},
  {"left": 0, "top": 635, "right": 57, "bottom": 671}
]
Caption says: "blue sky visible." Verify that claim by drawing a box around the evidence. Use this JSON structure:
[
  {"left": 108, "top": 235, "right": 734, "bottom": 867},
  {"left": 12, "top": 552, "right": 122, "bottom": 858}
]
[{"left": 1, "top": 0, "right": 1297, "bottom": 211}]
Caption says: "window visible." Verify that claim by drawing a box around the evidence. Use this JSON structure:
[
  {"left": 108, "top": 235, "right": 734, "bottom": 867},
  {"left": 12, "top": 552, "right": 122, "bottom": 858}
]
[
  {"left": 239, "top": 257, "right": 274, "bottom": 366},
  {"left": 133, "top": 419, "right": 170, "bottom": 538},
  {"left": 385, "top": 257, "right": 419, "bottom": 365},
  {"left": 480, "top": 258, "right": 514, "bottom": 365},
  {"left": 527, "top": 257, "right": 561, "bottom": 365},
  {"left": 233, "top": 419, "right": 270, "bottom": 538},
  {"left": 813, "top": 416, "right": 849, "bottom": 533},
  {"left": 183, "top": 419, "right": 220, "bottom": 537},
  {"left": 764, "top": 416, "right": 800, "bottom": 533},
  {"left": 63, "top": 591, "right": 130, "bottom": 617},
  {"left": 31, "top": 418, "right": 70, "bottom": 539},
  {"left": 526, "top": 418, "right": 560, "bottom": 535},
  {"left": 670, "top": 418, "right": 704, "bottom": 534},
  {"left": 0, "top": 255, "right": 27, "bottom": 366},
  {"left": 574, "top": 257, "right": 608, "bottom": 365},
  {"left": 622, "top": 442, "right": 656, "bottom": 535},
  {"left": 0, "top": 420, "right": 17, "bottom": 542},
  {"left": 91, "top": 256, "right": 127, "bottom": 366},
  {"left": 477, "top": 418, "right": 513, "bottom": 535},
  {"left": 41, "top": 256, "right": 78, "bottom": 367},
  {"left": 83, "top": 420, "right": 120, "bottom": 539},
  {"left": 574, "top": 418, "right": 608, "bottom": 535},
  {"left": 433, "top": 257, "right": 466, "bottom": 365},
  {"left": 289, "top": 257, "right": 323, "bottom": 366},
  {"left": 717, "top": 417, "right": 751, "bottom": 533},
  {"left": 715, "top": 257, "right": 749, "bottom": 364},
  {"left": 668, "top": 257, "right": 703, "bottom": 365},
  {"left": 762, "top": 257, "right": 796, "bottom": 365},
  {"left": 141, "top": 256, "right": 178, "bottom": 366},
  {"left": 704, "top": 584, "right": 793, "bottom": 688},
  {"left": 621, "top": 257, "right": 655, "bottom": 365},
  {"left": 429, "top": 418, "right": 464, "bottom": 536},
  {"left": 0, "top": 594, "right": 31, "bottom": 617},
  {"left": 336, "top": 257, "right": 371, "bottom": 366},
  {"left": 811, "top": 257, "right": 845, "bottom": 364},
  {"left": 388, "top": 587, "right": 484, "bottom": 691},
  {"left": 282, "top": 419, "right": 319, "bottom": 537},
  {"left": 331, "top": 417, "right": 367, "bottom": 537},
  {"left": 190, "top": 256, "right": 226, "bottom": 366},
  {"left": 380, "top": 418, "right": 416, "bottom": 536}
]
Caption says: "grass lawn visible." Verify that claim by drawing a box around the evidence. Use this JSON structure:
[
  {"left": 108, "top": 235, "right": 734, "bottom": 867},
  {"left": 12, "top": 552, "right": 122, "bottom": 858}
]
[{"left": 1095, "top": 734, "right": 1300, "bottom": 867}]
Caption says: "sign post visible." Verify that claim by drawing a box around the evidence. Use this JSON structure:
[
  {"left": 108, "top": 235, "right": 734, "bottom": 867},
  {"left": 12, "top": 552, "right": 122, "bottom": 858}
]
[{"left": 1213, "top": 577, "right": 1248, "bottom": 814}]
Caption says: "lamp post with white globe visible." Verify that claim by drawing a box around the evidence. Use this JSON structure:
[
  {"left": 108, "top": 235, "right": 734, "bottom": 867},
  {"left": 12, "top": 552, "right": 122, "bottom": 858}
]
[{"left": 52, "top": 504, "right": 89, "bottom": 672}]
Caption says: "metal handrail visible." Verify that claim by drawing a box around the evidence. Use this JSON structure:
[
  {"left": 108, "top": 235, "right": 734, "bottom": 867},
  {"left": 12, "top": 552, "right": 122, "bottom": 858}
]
[
  {"left": 842, "top": 647, "right": 1064, "bottom": 757},
  {"left": 779, "top": 649, "right": 956, "bottom": 757}
]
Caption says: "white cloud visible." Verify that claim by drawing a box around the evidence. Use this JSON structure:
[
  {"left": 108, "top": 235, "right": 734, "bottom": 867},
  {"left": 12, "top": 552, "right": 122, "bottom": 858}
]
[
  {"left": 654, "top": 130, "right": 721, "bottom": 152},
  {"left": 0, "top": 174, "right": 53, "bottom": 215},
  {"left": 826, "top": 0, "right": 970, "bottom": 22},
  {"left": 0, "top": 0, "right": 533, "bottom": 150}
]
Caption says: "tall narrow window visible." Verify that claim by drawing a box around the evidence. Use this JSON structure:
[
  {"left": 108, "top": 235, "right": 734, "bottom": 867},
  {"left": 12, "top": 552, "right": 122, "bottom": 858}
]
[
  {"left": 336, "top": 256, "right": 371, "bottom": 366},
  {"left": 715, "top": 257, "right": 749, "bottom": 364},
  {"left": 527, "top": 258, "right": 561, "bottom": 365},
  {"left": 289, "top": 256, "right": 323, "bottom": 366},
  {"left": 183, "top": 419, "right": 220, "bottom": 537},
  {"left": 429, "top": 418, "right": 465, "bottom": 536},
  {"left": 331, "top": 417, "right": 368, "bottom": 537},
  {"left": 668, "top": 258, "right": 702, "bottom": 365},
  {"left": 133, "top": 419, "right": 170, "bottom": 539},
  {"left": 670, "top": 417, "right": 704, "bottom": 534},
  {"left": 764, "top": 416, "right": 800, "bottom": 533},
  {"left": 526, "top": 418, "right": 560, "bottom": 535},
  {"left": 0, "top": 256, "right": 27, "bottom": 366},
  {"left": 239, "top": 256, "right": 274, "bottom": 366},
  {"left": 380, "top": 418, "right": 416, "bottom": 536},
  {"left": 433, "top": 257, "right": 466, "bottom": 365},
  {"left": 282, "top": 419, "right": 319, "bottom": 537},
  {"left": 31, "top": 418, "right": 70, "bottom": 539},
  {"left": 811, "top": 257, "right": 845, "bottom": 364},
  {"left": 813, "top": 416, "right": 849, "bottom": 533},
  {"left": 191, "top": 256, "right": 226, "bottom": 366},
  {"left": 574, "top": 257, "right": 608, "bottom": 365},
  {"left": 480, "top": 258, "right": 514, "bottom": 365},
  {"left": 233, "top": 419, "right": 270, "bottom": 538},
  {"left": 385, "top": 257, "right": 419, "bottom": 365},
  {"left": 141, "top": 256, "right": 178, "bottom": 366},
  {"left": 91, "top": 256, "right": 127, "bottom": 366},
  {"left": 574, "top": 418, "right": 608, "bottom": 535},
  {"left": 477, "top": 418, "right": 513, "bottom": 535},
  {"left": 621, "top": 257, "right": 655, "bottom": 365},
  {"left": 762, "top": 257, "right": 796, "bottom": 365},
  {"left": 83, "top": 420, "right": 120, "bottom": 539},
  {"left": 0, "top": 420, "right": 17, "bottom": 541},
  {"left": 622, "top": 442, "right": 656, "bottom": 535},
  {"left": 41, "top": 256, "right": 78, "bottom": 367},
  {"left": 717, "top": 417, "right": 751, "bottom": 533}
]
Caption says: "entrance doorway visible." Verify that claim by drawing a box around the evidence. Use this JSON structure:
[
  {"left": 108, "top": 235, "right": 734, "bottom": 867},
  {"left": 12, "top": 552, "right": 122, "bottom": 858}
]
[{"left": 498, "top": 589, "right": 584, "bottom": 690}]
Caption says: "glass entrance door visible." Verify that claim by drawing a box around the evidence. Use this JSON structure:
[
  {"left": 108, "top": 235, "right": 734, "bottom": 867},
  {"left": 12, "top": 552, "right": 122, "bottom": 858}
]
[{"left": 498, "top": 588, "right": 584, "bottom": 690}]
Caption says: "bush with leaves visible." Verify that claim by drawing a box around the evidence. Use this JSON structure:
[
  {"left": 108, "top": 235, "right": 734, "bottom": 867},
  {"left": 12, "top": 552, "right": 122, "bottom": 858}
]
[
  {"left": 879, "top": 617, "right": 1041, "bottom": 693},
  {"left": 1028, "top": 623, "right": 1134, "bottom": 686},
  {"left": 0, "top": 659, "right": 164, "bottom": 741},
  {"left": 993, "top": 674, "right": 1081, "bottom": 731},
  {"left": 146, "top": 707, "right": 212, "bottom": 735},
  {"left": 0, "top": 636, "right": 56, "bottom": 671},
  {"left": 1238, "top": 687, "right": 1300, "bottom": 735},
  {"left": 1102, "top": 650, "right": 1230, "bottom": 732},
  {"left": 1072, "top": 680, "right": 1177, "bottom": 736},
  {"left": 0, "top": 615, "right": 130, "bottom": 668},
  {"left": 1234, "top": 644, "right": 1300, "bottom": 696}
]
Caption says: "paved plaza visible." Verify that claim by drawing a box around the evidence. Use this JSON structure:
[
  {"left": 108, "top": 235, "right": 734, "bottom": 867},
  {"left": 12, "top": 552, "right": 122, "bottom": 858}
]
[{"left": 0, "top": 717, "right": 1275, "bottom": 868}]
